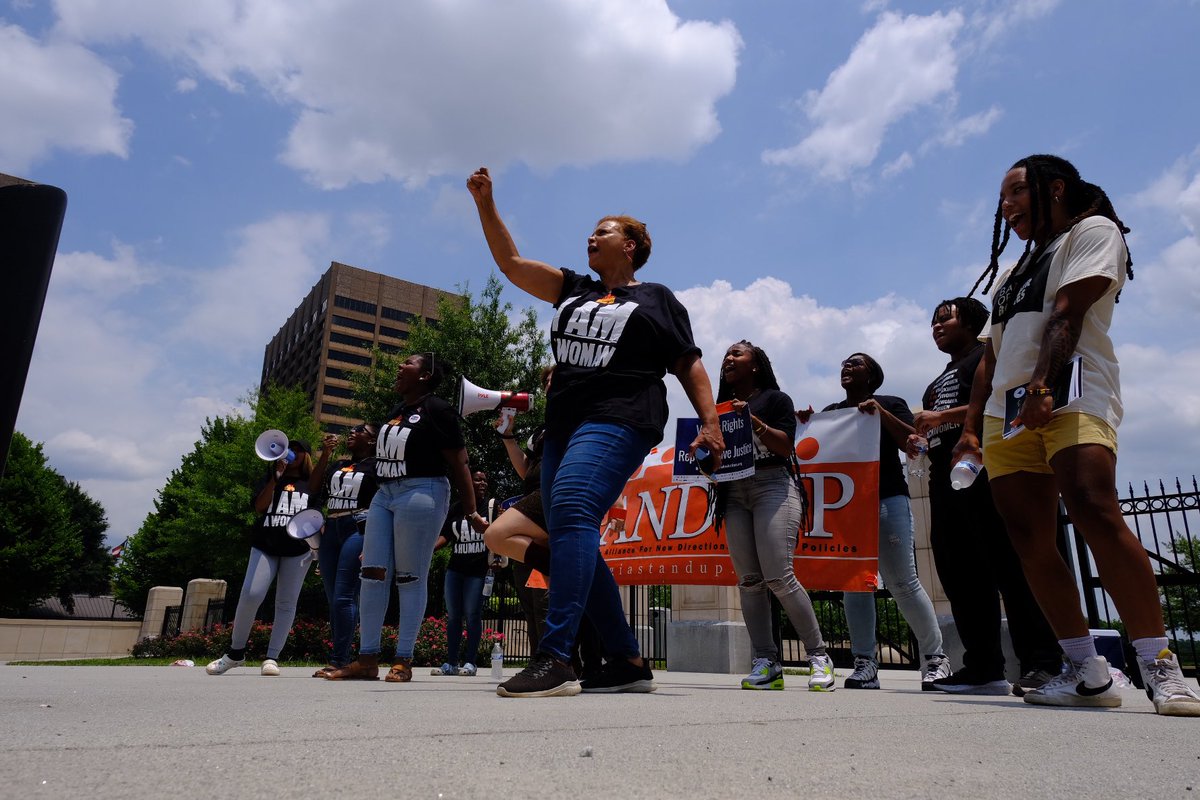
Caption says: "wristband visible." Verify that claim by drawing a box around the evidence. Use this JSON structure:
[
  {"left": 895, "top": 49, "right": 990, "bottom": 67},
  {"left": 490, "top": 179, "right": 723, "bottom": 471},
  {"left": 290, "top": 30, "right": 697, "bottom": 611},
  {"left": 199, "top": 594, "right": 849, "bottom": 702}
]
[
  {"left": 1026, "top": 387, "right": 1054, "bottom": 397},
  {"left": 497, "top": 434, "right": 515, "bottom": 440},
  {"left": 753, "top": 423, "right": 766, "bottom": 436}
]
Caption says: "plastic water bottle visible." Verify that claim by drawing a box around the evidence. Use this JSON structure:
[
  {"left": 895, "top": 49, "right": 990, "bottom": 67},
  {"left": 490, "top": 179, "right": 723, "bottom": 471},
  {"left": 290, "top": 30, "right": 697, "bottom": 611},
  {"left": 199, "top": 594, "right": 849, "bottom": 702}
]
[
  {"left": 490, "top": 642, "right": 504, "bottom": 679},
  {"left": 481, "top": 568, "right": 495, "bottom": 597},
  {"left": 950, "top": 454, "right": 982, "bottom": 490},
  {"left": 908, "top": 436, "right": 929, "bottom": 480}
]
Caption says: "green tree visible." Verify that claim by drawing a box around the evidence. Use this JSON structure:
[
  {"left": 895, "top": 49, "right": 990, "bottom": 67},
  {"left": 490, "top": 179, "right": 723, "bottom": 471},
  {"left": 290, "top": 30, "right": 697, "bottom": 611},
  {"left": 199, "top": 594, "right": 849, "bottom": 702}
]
[
  {"left": 113, "top": 385, "right": 322, "bottom": 614},
  {"left": 348, "top": 274, "right": 549, "bottom": 501},
  {"left": 0, "top": 433, "right": 79, "bottom": 615},
  {"left": 53, "top": 477, "right": 113, "bottom": 612}
]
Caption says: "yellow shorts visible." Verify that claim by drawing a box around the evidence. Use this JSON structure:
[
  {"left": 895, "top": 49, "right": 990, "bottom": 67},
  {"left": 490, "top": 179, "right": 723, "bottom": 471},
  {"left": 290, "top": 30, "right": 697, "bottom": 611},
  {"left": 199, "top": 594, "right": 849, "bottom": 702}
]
[{"left": 983, "top": 412, "right": 1118, "bottom": 479}]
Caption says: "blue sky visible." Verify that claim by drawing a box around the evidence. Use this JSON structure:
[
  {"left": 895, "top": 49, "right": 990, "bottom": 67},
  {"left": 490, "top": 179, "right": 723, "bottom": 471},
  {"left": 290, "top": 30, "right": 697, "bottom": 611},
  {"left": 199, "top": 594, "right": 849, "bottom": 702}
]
[{"left": 6, "top": 0, "right": 1199, "bottom": 541}]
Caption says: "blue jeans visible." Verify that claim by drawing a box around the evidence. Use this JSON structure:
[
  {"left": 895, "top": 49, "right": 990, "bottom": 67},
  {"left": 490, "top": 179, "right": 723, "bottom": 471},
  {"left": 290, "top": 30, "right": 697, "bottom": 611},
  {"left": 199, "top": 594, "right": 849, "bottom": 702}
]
[
  {"left": 317, "top": 515, "right": 364, "bottom": 667},
  {"left": 538, "top": 421, "right": 652, "bottom": 664},
  {"left": 724, "top": 467, "right": 825, "bottom": 660},
  {"left": 844, "top": 494, "right": 944, "bottom": 660},
  {"left": 230, "top": 548, "right": 311, "bottom": 659},
  {"left": 359, "top": 477, "right": 450, "bottom": 658},
  {"left": 444, "top": 569, "right": 485, "bottom": 666}
]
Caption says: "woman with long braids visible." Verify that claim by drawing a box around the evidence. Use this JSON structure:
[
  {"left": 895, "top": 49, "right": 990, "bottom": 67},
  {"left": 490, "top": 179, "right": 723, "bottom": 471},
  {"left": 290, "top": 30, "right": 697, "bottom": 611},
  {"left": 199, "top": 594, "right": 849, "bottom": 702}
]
[
  {"left": 207, "top": 439, "right": 317, "bottom": 676},
  {"left": 309, "top": 423, "right": 378, "bottom": 678},
  {"left": 716, "top": 340, "right": 835, "bottom": 692},
  {"left": 326, "top": 353, "right": 480, "bottom": 683},
  {"left": 954, "top": 154, "right": 1200, "bottom": 715},
  {"left": 468, "top": 166, "right": 724, "bottom": 698}
]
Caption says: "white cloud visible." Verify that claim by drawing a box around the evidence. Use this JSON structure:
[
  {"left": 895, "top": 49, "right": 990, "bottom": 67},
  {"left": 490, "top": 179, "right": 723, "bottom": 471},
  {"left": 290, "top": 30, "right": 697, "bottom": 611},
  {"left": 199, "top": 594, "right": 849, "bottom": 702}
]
[
  {"left": 930, "top": 106, "right": 1003, "bottom": 149},
  {"left": 762, "top": 10, "right": 963, "bottom": 180},
  {"left": 0, "top": 23, "right": 133, "bottom": 171},
  {"left": 882, "top": 151, "right": 914, "bottom": 178},
  {"left": 972, "top": 0, "right": 1063, "bottom": 49},
  {"left": 52, "top": 0, "right": 742, "bottom": 188},
  {"left": 175, "top": 77, "right": 198, "bottom": 93},
  {"left": 173, "top": 212, "right": 332, "bottom": 354}
]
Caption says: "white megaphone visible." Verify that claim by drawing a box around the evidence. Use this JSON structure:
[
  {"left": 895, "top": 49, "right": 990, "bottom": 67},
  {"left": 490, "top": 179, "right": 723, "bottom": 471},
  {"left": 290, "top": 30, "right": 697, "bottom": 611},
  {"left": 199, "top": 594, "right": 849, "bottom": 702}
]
[
  {"left": 458, "top": 377, "right": 532, "bottom": 417},
  {"left": 255, "top": 429, "right": 294, "bottom": 463},
  {"left": 286, "top": 508, "right": 325, "bottom": 540}
]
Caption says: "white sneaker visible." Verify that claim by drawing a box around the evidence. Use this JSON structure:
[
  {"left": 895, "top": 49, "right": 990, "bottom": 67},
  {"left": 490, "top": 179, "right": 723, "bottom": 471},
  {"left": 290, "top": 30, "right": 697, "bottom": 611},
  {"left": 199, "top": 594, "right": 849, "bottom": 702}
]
[
  {"left": 205, "top": 654, "right": 244, "bottom": 675},
  {"left": 458, "top": 663, "right": 477, "bottom": 677},
  {"left": 430, "top": 662, "right": 456, "bottom": 676},
  {"left": 1023, "top": 655, "right": 1121, "bottom": 708},
  {"left": 1138, "top": 649, "right": 1200, "bottom": 717},
  {"left": 260, "top": 659, "right": 280, "bottom": 677},
  {"left": 808, "top": 653, "right": 836, "bottom": 692},
  {"left": 741, "top": 657, "right": 784, "bottom": 690},
  {"left": 921, "top": 654, "right": 952, "bottom": 691}
]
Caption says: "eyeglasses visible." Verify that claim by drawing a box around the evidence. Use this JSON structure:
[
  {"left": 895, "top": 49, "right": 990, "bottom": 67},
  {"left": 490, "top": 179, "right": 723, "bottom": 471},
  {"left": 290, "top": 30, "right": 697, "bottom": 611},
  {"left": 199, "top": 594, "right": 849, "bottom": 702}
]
[
  {"left": 350, "top": 424, "right": 368, "bottom": 434},
  {"left": 841, "top": 357, "right": 867, "bottom": 368}
]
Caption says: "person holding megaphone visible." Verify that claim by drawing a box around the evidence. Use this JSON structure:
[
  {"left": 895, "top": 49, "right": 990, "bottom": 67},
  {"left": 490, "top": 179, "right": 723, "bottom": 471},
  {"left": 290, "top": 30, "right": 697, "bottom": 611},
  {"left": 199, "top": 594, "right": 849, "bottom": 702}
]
[{"left": 207, "top": 437, "right": 317, "bottom": 677}]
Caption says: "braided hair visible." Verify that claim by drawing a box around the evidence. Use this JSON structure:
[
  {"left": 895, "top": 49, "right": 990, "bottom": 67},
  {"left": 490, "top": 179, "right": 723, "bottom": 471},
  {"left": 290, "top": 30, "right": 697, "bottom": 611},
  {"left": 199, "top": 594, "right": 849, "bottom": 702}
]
[
  {"left": 716, "top": 340, "right": 781, "bottom": 402},
  {"left": 969, "top": 154, "right": 1133, "bottom": 299},
  {"left": 712, "top": 340, "right": 809, "bottom": 531}
]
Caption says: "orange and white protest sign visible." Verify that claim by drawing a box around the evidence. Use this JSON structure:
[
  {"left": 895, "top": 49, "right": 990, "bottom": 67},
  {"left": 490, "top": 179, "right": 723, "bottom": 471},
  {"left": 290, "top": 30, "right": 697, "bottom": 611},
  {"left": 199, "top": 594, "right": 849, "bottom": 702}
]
[{"left": 600, "top": 407, "right": 880, "bottom": 590}]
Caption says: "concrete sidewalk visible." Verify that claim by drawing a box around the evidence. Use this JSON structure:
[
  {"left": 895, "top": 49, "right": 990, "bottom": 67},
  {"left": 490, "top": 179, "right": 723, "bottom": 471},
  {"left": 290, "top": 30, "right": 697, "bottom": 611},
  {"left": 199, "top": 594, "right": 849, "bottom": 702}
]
[{"left": 1, "top": 663, "right": 1197, "bottom": 798}]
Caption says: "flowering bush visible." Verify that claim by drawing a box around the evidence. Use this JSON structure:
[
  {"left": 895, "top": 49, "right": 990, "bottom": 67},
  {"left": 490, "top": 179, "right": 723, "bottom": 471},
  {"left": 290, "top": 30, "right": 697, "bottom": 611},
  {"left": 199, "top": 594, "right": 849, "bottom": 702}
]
[{"left": 130, "top": 615, "right": 504, "bottom": 666}]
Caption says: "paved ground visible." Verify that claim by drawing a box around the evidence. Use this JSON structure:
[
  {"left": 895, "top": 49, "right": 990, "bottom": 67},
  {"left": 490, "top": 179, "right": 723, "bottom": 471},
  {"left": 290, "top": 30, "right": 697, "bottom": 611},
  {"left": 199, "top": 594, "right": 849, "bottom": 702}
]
[{"left": 1, "top": 663, "right": 1198, "bottom": 799}]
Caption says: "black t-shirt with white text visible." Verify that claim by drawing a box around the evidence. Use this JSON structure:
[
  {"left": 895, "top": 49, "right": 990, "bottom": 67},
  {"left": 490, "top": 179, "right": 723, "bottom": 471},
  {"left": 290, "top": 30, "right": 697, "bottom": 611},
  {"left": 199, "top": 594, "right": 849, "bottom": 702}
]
[
  {"left": 250, "top": 476, "right": 313, "bottom": 557},
  {"left": 442, "top": 499, "right": 496, "bottom": 578},
  {"left": 374, "top": 395, "right": 465, "bottom": 482},
  {"left": 748, "top": 389, "right": 797, "bottom": 469},
  {"left": 547, "top": 268, "right": 701, "bottom": 442},
  {"left": 921, "top": 344, "right": 984, "bottom": 474},
  {"left": 824, "top": 394, "right": 913, "bottom": 499},
  {"left": 317, "top": 457, "right": 378, "bottom": 514}
]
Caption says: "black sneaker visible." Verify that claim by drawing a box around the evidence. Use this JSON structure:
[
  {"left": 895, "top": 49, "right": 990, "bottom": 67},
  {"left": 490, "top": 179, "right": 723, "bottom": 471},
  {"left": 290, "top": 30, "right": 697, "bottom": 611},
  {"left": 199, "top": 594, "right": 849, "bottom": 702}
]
[
  {"left": 580, "top": 658, "right": 656, "bottom": 693},
  {"left": 496, "top": 653, "right": 581, "bottom": 698},
  {"left": 930, "top": 667, "right": 1011, "bottom": 695}
]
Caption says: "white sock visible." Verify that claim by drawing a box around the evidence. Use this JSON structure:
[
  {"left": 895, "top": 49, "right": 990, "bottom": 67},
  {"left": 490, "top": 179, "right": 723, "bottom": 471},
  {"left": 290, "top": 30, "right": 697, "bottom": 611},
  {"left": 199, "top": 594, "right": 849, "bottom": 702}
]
[
  {"left": 1132, "top": 636, "right": 1170, "bottom": 664},
  {"left": 1059, "top": 635, "right": 1098, "bottom": 664}
]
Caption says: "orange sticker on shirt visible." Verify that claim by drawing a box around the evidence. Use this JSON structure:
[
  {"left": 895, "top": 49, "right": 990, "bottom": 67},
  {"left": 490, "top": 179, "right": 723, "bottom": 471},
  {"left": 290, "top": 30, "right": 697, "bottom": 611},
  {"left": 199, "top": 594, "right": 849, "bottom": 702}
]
[{"left": 597, "top": 293, "right": 617, "bottom": 305}]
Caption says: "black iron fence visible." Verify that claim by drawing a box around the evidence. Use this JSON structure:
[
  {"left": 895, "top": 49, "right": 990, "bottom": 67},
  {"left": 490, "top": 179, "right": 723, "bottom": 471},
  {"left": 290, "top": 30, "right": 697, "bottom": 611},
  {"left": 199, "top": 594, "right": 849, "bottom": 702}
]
[
  {"left": 161, "top": 604, "right": 182, "bottom": 638},
  {"left": 1068, "top": 476, "right": 1200, "bottom": 675},
  {"left": 204, "top": 599, "right": 226, "bottom": 629}
]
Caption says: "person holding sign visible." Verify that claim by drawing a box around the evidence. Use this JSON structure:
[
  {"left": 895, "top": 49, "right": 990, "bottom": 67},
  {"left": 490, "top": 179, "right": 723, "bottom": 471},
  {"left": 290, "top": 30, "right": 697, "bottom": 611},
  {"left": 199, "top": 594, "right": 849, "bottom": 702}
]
[
  {"left": 716, "top": 340, "right": 835, "bottom": 691},
  {"left": 207, "top": 439, "right": 317, "bottom": 677},
  {"left": 954, "top": 154, "right": 1199, "bottom": 715},
  {"left": 468, "top": 166, "right": 724, "bottom": 698},
  {"left": 822, "top": 353, "right": 949, "bottom": 690}
]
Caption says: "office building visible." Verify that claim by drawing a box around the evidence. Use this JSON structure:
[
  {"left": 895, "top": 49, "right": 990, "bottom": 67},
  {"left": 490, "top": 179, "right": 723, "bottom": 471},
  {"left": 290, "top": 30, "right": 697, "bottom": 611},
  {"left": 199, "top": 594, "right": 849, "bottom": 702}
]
[{"left": 260, "top": 261, "right": 458, "bottom": 430}]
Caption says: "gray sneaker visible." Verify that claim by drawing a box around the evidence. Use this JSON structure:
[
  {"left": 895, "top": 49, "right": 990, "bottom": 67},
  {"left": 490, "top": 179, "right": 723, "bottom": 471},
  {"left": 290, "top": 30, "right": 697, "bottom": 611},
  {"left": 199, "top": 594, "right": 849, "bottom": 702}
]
[
  {"left": 1012, "top": 667, "right": 1058, "bottom": 697},
  {"left": 844, "top": 656, "right": 879, "bottom": 689},
  {"left": 1138, "top": 649, "right": 1200, "bottom": 717},
  {"left": 741, "top": 657, "right": 784, "bottom": 690},
  {"left": 921, "top": 654, "right": 952, "bottom": 691},
  {"left": 807, "top": 653, "right": 836, "bottom": 692}
]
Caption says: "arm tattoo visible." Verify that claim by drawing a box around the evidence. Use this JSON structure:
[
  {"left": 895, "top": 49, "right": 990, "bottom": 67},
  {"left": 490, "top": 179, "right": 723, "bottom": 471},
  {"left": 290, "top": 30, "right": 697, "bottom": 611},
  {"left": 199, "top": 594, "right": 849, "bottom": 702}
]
[{"left": 1032, "top": 309, "right": 1079, "bottom": 388}]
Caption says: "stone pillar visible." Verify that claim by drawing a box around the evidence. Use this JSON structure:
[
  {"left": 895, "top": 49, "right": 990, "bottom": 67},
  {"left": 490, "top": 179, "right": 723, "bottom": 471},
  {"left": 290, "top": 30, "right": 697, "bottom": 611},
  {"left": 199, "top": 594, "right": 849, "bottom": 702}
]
[
  {"left": 138, "top": 586, "right": 183, "bottom": 641},
  {"left": 181, "top": 579, "right": 228, "bottom": 632},
  {"left": 666, "top": 584, "right": 750, "bottom": 673}
]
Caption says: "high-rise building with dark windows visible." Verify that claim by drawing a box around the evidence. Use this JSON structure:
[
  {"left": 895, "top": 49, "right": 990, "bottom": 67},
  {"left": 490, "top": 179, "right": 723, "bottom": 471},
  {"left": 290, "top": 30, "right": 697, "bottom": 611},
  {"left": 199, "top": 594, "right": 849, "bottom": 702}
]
[{"left": 260, "top": 261, "right": 459, "bottom": 430}]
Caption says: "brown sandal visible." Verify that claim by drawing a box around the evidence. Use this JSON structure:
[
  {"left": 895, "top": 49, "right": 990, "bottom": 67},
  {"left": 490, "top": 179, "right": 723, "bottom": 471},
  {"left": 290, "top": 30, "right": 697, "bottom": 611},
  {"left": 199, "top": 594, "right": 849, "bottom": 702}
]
[
  {"left": 325, "top": 655, "right": 379, "bottom": 681},
  {"left": 312, "top": 665, "right": 337, "bottom": 678},
  {"left": 384, "top": 658, "right": 413, "bottom": 683}
]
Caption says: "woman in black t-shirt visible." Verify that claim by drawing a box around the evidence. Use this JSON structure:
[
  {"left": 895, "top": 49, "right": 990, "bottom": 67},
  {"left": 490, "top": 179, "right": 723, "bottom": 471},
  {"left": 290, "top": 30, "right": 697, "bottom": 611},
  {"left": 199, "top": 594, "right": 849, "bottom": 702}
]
[
  {"left": 819, "top": 352, "right": 946, "bottom": 691},
  {"left": 469, "top": 166, "right": 724, "bottom": 698},
  {"left": 207, "top": 439, "right": 317, "bottom": 677},
  {"left": 309, "top": 424, "right": 378, "bottom": 678},
  {"left": 715, "top": 340, "right": 834, "bottom": 692},
  {"left": 326, "top": 353, "right": 479, "bottom": 683}
]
